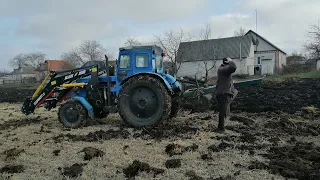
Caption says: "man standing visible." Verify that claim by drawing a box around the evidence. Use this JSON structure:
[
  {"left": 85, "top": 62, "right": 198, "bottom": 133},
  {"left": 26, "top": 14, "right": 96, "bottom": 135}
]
[{"left": 215, "top": 57, "right": 238, "bottom": 132}]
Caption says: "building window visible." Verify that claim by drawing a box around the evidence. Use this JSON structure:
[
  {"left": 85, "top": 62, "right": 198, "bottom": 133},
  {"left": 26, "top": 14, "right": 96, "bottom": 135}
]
[
  {"left": 257, "top": 57, "right": 261, "bottom": 65},
  {"left": 136, "top": 53, "right": 149, "bottom": 68},
  {"left": 119, "top": 54, "right": 130, "bottom": 69}
]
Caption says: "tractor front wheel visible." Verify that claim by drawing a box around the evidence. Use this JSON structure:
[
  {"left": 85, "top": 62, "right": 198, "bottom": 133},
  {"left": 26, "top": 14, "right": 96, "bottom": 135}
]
[
  {"left": 58, "top": 100, "right": 88, "bottom": 128},
  {"left": 118, "top": 75, "right": 172, "bottom": 127}
]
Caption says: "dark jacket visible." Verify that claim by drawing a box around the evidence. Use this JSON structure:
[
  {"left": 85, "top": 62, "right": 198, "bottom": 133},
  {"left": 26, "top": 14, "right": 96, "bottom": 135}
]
[{"left": 216, "top": 61, "right": 237, "bottom": 96}]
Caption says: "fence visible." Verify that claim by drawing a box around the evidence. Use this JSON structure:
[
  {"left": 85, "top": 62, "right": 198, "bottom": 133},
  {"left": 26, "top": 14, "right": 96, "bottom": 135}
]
[{"left": 0, "top": 77, "right": 37, "bottom": 85}]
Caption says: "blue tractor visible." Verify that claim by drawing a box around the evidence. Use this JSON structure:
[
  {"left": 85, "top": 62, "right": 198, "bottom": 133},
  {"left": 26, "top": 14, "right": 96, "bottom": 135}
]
[
  {"left": 21, "top": 45, "right": 263, "bottom": 128},
  {"left": 21, "top": 45, "right": 183, "bottom": 128}
]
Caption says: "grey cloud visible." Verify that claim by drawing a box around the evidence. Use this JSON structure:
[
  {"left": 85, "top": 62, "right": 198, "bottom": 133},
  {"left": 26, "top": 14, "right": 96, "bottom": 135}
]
[
  {"left": 241, "top": 0, "right": 320, "bottom": 52},
  {"left": 1, "top": 0, "right": 207, "bottom": 22},
  {"left": 0, "top": 0, "right": 208, "bottom": 70}
]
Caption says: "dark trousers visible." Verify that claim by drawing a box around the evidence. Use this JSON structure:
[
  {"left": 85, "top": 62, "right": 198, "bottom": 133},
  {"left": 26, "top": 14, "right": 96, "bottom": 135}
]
[{"left": 216, "top": 90, "right": 237, "bottom": 129}]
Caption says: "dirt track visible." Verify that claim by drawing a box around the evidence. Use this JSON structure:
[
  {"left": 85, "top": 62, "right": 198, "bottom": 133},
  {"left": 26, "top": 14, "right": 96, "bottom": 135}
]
[{"left": 0, "top": 78, "right": 320, "bottom": 179}]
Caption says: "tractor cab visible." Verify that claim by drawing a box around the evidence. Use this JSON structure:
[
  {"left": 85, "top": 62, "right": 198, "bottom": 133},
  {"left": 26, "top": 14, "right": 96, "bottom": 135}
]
[{"left": 116, "top": 45, "right": 166, "bottom": 83}]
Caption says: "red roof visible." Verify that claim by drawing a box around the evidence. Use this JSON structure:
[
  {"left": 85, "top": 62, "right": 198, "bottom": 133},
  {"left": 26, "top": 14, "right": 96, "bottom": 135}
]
[{"left": 36, "top": 60, "right": 73, "bottom": 71}]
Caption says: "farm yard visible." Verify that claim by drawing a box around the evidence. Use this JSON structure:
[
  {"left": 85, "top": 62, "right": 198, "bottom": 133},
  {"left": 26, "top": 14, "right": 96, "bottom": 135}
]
[{"left": 1, "top": 77, "right": 320, "bottom": 180}]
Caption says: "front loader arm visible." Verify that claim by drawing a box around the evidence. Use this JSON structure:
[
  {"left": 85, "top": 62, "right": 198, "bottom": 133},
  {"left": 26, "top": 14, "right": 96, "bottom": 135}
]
[{"left": 21, "top": 65, "right": 102, "bottom": 115}]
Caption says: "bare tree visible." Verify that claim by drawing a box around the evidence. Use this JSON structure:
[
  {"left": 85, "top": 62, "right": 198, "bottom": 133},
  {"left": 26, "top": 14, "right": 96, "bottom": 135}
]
[
  {"left": 9, "top": 52, "right": 46, "bottom": 68},
  {"left": 27, "top": 52, "right": 47, "bottom": 67},
  {"left": 79, "top": 40, "right": 106, "bottom": 60},
  {"left": 125, "top": 37, "right": 143, "bottom": 46},
  {"left": 197, "top": 24, "right": 220, "bottom": 82},
  {"left": 303, "top": 25, "right": 320, "bottom": 60},
  {"left": 105, "top": 51, "right": 116, "bottom": 60},
  {"left": 61, "top": 40, "right": 114, "bottom": 67},
  {"left": 234, "top": 26, "right": 247, "bottom": 36},
  {"left": 9, "top": 53, "right": 26, "bottom": 68},
  {"left": 154, "top": 27, "right": 193, "bottom": 75},
  {"left": 198, "top": 44, "right": 220, "bottom": 82},
  {"left": 199, "top": 23, "right": 213, "bottom": 40},
  {"left": 61, "top": 48, "right": 84, "bottom": 68}
]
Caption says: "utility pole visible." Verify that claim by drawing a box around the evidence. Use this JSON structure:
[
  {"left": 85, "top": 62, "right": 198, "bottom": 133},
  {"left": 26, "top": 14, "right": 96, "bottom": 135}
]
[
  {"left": 256, "top": 10, "right": 258, "bottom": 33},
  {"left": 255, "top": 9, "right": 258, "bottom": 52}
]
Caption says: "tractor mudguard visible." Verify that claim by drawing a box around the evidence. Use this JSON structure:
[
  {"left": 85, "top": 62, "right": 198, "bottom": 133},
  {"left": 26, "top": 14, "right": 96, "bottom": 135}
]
[
  {"left": 121, "top": 72, "right": 181, "bottom": 91},
  {"left": 71, "top": 96, "right": 95, "bottom": 118}
]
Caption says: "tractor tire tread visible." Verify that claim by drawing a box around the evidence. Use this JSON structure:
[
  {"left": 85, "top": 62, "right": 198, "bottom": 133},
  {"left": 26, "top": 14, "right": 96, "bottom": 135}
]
[
  {"left": 58, "top": 100, "right": 88, "bottom": 128},
  {"left": 117, "top": 75, "right": 171, "bottom": 127}
]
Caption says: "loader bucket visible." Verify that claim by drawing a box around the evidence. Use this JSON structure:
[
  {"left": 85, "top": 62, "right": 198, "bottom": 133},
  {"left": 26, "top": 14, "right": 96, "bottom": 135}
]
[
  {"left": 21, "top": 96, "right": 34, "bottom": 115},
  {"left": 21, "top": 72, "right": 52, "bottom": 115}
]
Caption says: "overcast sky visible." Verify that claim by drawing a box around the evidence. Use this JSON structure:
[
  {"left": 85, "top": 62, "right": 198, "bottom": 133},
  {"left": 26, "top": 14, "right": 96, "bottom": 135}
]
[{"left": 1, "top": 0, "right": 319, "bottom": 71}]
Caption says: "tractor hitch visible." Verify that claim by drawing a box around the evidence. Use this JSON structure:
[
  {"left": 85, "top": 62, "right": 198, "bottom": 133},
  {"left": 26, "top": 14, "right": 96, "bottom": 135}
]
[{"left": 180, "top": 77, "right": 264, "bottom": 111}]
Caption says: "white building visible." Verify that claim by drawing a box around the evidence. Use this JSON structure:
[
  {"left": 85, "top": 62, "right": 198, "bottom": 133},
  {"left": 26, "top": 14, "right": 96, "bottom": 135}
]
[
  {"left": 176, "top": 30, "right": 287, "bottom": 79},
  {"left": 0, "top": 66, "right": 36, "bottom": 84}
]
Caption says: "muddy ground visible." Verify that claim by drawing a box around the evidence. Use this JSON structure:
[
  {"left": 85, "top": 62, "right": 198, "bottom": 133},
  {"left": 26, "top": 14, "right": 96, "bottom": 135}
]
[
  {"left": 183, "top": 78, "right": 320, "bottom": 115},
  {"left": 0, "top": 87, "right": 35, "bottom": 103},
  {"left": 0, "top": 78, "right": 320, "bottom": 179}
]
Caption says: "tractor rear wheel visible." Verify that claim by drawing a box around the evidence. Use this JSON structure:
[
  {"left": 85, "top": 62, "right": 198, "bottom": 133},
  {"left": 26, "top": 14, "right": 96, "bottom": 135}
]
[
  {"left": 117, "top": 75, "right": 172, "bottom": 127},
  {"left": 58, "top": 100, "right": 88, "bottom": 128}
]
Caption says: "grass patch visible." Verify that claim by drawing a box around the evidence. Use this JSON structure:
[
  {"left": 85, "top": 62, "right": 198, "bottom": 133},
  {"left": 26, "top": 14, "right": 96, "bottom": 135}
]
[{"left": 264, "top": 70, "right": 320, "bottom": 82}]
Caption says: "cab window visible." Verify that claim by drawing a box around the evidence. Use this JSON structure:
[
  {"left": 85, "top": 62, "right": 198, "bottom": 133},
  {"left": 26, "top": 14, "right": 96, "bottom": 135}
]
[
  {"left": 136, "top": 53, "right": 149, "bottom": 68},
  {"left": 119, "top": 54, "right": 130, "bottom": 68}
]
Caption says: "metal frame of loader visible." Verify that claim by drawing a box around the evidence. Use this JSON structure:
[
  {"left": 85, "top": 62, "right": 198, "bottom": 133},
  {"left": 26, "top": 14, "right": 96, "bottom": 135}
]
[{"left": 21, "top": 63, "right": 107, "bottom": 116}]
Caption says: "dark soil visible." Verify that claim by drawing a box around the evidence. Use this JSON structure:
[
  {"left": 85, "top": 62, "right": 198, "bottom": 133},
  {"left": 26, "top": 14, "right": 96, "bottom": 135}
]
[
  {"left": 165, "top": 143, "right": 199, "bottom": 156},
  {"left": 165, "top": 144, "right": 186, "bottom": 156},
  {"left": 122, "top": 160, "right": 165, "bottom": 179},
  {"left": 53, "top": 150, "right": 60, "bottom": 156},
  {"left": 209, "top": 174, "right": 235, "bottom": 180},
  {"left": 0, "top": 116, "right": 44, "bottom": 130},
  {"left": 182, "top": 78, "right": 320, "bottom": 114},
  {"left": 0, "top": 87, "right": 35, "bottom": 103},
  {"left": 80, "top": 147, "right": 105, "bottom": 160},
  {"left": 0, "top": 165, "right": 25, "bottom": 173},
  {"left": 248, "top": 161, "right": 268, "bottom": 170},
  {"left": 235, "top": 144, "right": 268, "bottom": 151},
  {"left": 239, "top": 132, "right": 257, "bottom": 143},
  {"left": 165, "top": 159, "right": 181, "bottom": 169},
  {"left": 229, "top": 115, "right": 255, "bottom": 126},
  {"left": 185, "top": 170, "right": 204, "bottom": 180},
  {"left": 3, "top": 148, "right": 25, "bottom": 160},
  {"left": 53, "top": 129, "right": 130, "bottom": 143},
  {"left": 234, "top": 163, "right": 245, "bottom": 168},
  {"left": 262, "top": 141, "right": 320, "bottom": 180},
  {"left": 53, "top": 123, "right": 199, "bottom": 142},
  {"left": 201, "top": 153, "right": 213, "bottom": 160},
  {"left": 216, "top": 135, "right": 238, "bottom": 142},
  {"left": 208, "top": 142, "right": 234, "bottom": 152},
  {"left": 61, "top": 163, "right": 86, "bottom": 178},
  {"left": 133, "top": 123, "right": 199, "bottom": 140},
  {"left": 264, "top": 117, "right": 320, "bottom": 136},
  {"left": 231, "top": 78, "right": 320, "bottom": 114}
]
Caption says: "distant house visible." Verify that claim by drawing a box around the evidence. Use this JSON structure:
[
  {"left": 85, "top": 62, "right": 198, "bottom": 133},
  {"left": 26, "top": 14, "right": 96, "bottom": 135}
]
[
  {"left": 246, "top": 30, "right": 287, "bottom": 75},
  {"left": 0, "top": 65, "right": 36, "bottom": 84},
  {"left": 35, "top": 60, "right": 73, "bottom": 81},
  {"left": 176, "top": 30, "right": 287, "bottom": 79}
]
